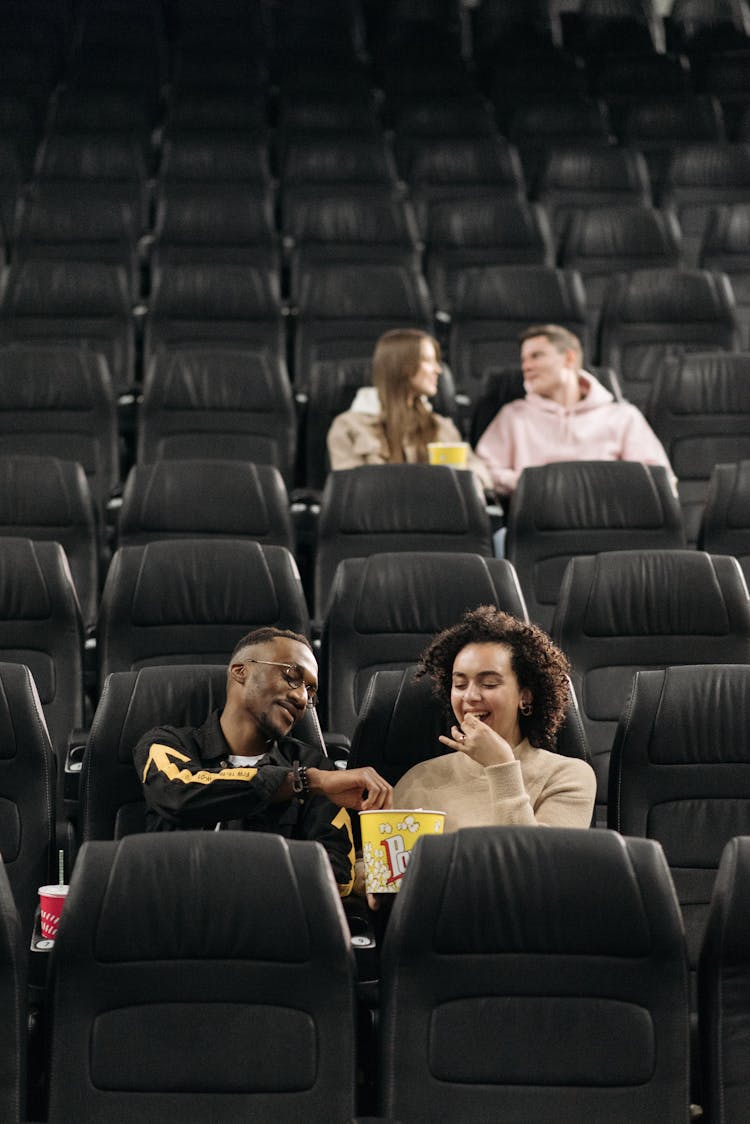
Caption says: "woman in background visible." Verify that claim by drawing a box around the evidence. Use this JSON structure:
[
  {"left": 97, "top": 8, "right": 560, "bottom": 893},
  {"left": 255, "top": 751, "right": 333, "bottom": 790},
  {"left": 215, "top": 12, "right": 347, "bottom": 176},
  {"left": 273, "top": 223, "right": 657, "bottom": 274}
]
[{"left": 326, "top": 328, "right": 492, "bottom": 489}]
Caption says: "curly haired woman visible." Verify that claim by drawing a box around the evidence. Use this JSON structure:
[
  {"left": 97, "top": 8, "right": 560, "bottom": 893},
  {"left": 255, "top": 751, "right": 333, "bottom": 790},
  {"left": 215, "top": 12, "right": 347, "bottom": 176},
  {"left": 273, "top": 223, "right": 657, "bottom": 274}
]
[{"left": 393, "top": 605, "right": 596, "bottom": 830}]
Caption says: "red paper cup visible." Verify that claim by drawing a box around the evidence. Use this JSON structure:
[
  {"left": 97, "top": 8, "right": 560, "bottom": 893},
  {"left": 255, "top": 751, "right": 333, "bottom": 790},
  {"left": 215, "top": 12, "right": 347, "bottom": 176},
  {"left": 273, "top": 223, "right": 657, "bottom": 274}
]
[{"left": 38, "top": 884, "right": 69, "bottom": 941}]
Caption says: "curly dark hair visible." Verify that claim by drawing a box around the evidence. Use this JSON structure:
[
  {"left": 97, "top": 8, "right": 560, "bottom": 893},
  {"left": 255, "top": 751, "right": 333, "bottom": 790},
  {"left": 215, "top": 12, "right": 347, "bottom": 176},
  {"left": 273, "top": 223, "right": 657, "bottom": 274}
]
[{"left": 417, "top": 606, "right": 570, "bottom": 751}]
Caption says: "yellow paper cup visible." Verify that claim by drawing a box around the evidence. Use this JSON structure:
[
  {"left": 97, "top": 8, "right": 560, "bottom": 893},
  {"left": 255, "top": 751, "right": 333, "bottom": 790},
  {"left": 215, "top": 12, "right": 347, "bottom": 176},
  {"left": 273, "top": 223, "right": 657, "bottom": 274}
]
[
  {"left": 427, "top": 441, "right": 468, "bottom": 467},
  {"left": 360, "top": 808, "right": 446, "bottom": 893}
]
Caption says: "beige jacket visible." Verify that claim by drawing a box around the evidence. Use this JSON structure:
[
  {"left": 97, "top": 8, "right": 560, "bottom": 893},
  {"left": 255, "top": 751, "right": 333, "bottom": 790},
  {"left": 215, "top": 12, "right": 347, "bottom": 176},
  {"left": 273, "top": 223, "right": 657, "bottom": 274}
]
[
  {"left": 326, "top": 387, "right": 493, "bottom": 491},
  {"left": 393, "top": 739, "right": 596, "bottom": 831}
]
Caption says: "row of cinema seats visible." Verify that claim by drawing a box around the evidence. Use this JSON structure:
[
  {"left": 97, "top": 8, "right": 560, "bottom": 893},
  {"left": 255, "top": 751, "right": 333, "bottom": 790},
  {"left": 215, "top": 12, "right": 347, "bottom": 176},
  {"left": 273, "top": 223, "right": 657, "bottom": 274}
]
[
  {"left": 3, "top": 540, "right": 750, "bottom": 941},
  {"left": 4, "top": 796, "right": 750, "bottom": 1119},
  {"left": 0, "top": 342, "right": 748, "bottom": 610},
  {"left": 0, "top": 324, "right": 749, "bottom": 512},
  {"left": 0, "top": 450, "right": 747, "bottom": 734},
  {"left": 0, "top": 441, "right": 746, "bottom": 621},
  {"left": 0, "top": 459, "right": 748, "bottom": 787},
  {"left": 0, "top": 249, "right": 747, "bottom": 411}
]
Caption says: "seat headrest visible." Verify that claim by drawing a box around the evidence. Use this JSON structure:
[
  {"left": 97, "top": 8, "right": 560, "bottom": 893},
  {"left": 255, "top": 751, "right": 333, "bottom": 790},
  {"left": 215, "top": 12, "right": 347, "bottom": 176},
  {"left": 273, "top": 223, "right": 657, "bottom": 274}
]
[
  {"left": 326, "top": 465, "right": 480, "bottom": 535},
  {"left": 9, "top": 260, "right": 130, "bottom": 315},
  {"left": 89, "top": 833, "right": 318, "bottom": 961},
  {"left": 152, "top": 263, "right": 280, "bottom": 317},
  {"left": 155, "top": 349, "right": 286, "bottom": 411},
  {"left": 616, "top": 268, "right": 732, "bottom": 321},
  {"left": 659, "top": 353, "right": 750, "bottom": 413},
  {"left": 579, "top": 551, "right": 733, "bottom": 636},
  {"left": 454, "top": 265, "right": 585, "bottom": 319},
  {"left": 408, "top": 827, "right": 664, "bottom": 956},
  {"left": 522, "top": 462, "right": 669, "bottom": 530},
  {"left": 637, "top": 664, "right": 750, "bottom": 766},
  {"left": 129, "top": 540, "right": 286, "bottom": 625},
  {"left": 298, "top": 264, "right": 430, "bottom": 318},
  {"left": 0, "top": 538, "right": 53, "bottom": 619},
  {"left": 728, "top": 460, "right": 750, "bottom": 523},
  {"left": 345, "top": 554, "right": 520, "bottom": 634}
]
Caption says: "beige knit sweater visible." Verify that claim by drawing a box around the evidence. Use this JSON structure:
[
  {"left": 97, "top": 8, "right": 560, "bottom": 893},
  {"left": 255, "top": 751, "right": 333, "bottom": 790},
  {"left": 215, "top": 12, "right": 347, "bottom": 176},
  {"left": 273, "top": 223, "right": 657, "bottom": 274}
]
[{"left": 392, "top": 740, "right": 596, "bottom": 831}]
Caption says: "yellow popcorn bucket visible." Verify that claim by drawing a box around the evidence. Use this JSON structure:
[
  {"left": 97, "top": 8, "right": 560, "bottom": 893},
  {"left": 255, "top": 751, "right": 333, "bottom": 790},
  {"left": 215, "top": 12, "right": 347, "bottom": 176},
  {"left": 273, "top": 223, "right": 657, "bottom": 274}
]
[
  {"left": 427, "top": 441, "right": 468, "bottom": 468},
  {"left": 360, "top": 808, "right": 446, "bottom": 893}
]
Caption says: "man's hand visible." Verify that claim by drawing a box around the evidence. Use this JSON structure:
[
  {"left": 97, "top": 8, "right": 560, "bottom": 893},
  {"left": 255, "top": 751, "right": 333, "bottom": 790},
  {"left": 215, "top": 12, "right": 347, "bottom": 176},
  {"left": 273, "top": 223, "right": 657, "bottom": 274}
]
[{"left": 308, "top": 766, "right": 393, "bottom": 810}]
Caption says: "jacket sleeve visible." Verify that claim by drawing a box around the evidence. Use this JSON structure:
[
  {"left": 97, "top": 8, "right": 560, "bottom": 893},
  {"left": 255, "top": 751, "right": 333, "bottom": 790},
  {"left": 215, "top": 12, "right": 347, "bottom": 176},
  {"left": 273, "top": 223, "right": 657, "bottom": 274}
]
[
  {"left": 297, "top": 793, "right": 356, "bottom": 896},
  {"left": 134, "top": 726, "right": 290, "bottom": 828},
  {"left": 475, "top": 409, "right": 521, "bottom": 496},
  {"left": 485, "top": 756, "right": 596, "bottom": 828},
  {"left": 326, "top": 411, "right": 384, "bottom": 470}
]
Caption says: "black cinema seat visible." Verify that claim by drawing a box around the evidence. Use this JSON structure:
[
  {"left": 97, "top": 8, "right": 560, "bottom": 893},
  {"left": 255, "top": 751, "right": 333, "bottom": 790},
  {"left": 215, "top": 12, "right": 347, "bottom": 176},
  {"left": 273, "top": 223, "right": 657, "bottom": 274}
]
[
  {"left": 319, "top": 551, "right": 525, "bottom": 738},
  {"left": 97, "top": 539, "right": 310, "bottom": 690},
  {"left": 314, "top": 465, "right": 494, "bottom": 619},
  {"left": 552, "top": 549, "right": 750, "bottom": 816},
  {"left": 699, "top": 834, "right": 750, "bottom": 1124},
  {"left": 700, "top": 459, "right": 750, "bottom": 583},
  {"left": 46, "top": 832, "right": 356, "bottom": 1122},
  {"left": 507, "top": 461, "right": 686, "bottom": 631},
  {"left": 379, "top": 825, "right": 690, "bottom": 1122},
  {"left": 117, "top": 459, "right": 294, "bottom": 553}
]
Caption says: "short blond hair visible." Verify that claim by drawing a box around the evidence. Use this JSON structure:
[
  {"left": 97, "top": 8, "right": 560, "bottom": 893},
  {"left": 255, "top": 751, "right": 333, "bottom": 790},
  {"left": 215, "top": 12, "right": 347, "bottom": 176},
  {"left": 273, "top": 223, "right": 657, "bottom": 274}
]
[{"left": 519, "top": 323, "right": 583, "bottom": 367}]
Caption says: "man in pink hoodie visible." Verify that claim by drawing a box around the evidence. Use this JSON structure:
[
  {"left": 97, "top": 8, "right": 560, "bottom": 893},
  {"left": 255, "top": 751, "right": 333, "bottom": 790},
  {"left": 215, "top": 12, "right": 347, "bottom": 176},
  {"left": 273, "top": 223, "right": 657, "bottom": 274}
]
[{"left": 476, "top": 323, "right": 674, "bottom": 497}]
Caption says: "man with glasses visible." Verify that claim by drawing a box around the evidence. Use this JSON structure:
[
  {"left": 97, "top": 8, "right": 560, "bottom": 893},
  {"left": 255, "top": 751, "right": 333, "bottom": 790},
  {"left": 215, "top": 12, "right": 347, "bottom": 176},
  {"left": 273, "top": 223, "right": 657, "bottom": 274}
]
[{"left": 134, "top": 626, "right": 392, "bottom": 896}]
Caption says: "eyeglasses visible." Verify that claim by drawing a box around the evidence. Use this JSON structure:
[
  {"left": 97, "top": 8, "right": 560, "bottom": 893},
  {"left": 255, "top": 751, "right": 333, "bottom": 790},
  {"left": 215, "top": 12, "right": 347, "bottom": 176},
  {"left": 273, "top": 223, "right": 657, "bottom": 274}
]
[{"left": 245, "top": 659, "right": 318, "bottom": 709}]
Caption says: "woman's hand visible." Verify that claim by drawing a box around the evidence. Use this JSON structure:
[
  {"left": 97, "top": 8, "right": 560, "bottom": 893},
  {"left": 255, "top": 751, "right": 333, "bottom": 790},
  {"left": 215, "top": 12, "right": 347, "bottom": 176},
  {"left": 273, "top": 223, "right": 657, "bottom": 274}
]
[{"left": 438, "top": 712, "right": 515, "bottom": 767}]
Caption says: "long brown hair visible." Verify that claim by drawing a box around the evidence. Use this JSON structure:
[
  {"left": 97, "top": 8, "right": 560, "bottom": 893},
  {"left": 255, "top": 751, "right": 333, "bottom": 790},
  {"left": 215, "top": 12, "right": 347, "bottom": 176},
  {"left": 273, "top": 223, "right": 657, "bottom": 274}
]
[{"left": 371, "top": 329, "right": 440, "bottom": 463}]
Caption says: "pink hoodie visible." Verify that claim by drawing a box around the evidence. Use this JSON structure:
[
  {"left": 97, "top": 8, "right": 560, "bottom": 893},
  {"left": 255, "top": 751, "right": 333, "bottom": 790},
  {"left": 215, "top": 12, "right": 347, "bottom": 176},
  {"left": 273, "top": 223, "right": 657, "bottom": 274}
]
[{"left": 476, "top": 372, "right": 674, "bottom": 496}]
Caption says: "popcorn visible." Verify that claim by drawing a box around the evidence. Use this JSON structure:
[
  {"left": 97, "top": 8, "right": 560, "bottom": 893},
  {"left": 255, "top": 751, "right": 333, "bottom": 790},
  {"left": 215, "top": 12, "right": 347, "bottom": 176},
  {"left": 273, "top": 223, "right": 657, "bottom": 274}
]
[{"left": 360, "top": 809, "right": 446, "bottom": 893}]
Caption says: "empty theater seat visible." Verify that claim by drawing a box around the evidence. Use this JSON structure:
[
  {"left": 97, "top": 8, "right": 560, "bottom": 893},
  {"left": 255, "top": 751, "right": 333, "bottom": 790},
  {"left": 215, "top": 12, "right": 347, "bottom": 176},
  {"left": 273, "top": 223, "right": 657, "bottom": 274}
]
[
  {"left": 292, "top": 262, "right": 432, "bottom": 382},
  {"left": 97, "top": 540, "right": 310, "bottom": 690},
  {"left": 552, "top": 549, "right": 750, "bottom": 815},
  {"left": 314, "top": 465, "right": 494, "bottom": 620},
  {"left": 379, "top": 826, "right": 690, "bottom": 1122},
  {"left": 0, "top": 538, "right": 84, "bottom": 770},
  {"left": 46, "top": 832, "right": 356, "bottom": 1122},
  {"left": 559, "top": 204, "right": 683, "bottom": 341},
  {"left": 700, "top": 459, "right": 750, "bottom": 582},
  {"left": 143, "top": 262, "right": 285, "bottom": 373},
  {"left": 424, "top": 197, "right": 555, "bottom": 310},
  {"left": 699, "top": 834, "right": 750, "bottom": 1124},
  {"left": 535, "top": 144, "right": 652, "bottom": 242},
  {"left": 0, "top": 455, "right": 100, "bottom": 634},
  {"left": 319, "top": 551, "right": 526, "bottom": 737},
  {"left": 0, "top": 662, "right": 55, "bottom": 945},
  {"left": 137, "top": 347, "right": 297, "bottom": 487},
  {"left": 0, "top": 258, "right": 136, "bottom": 395},
  {"left": 116, "top": 460, "right": 294, "bottom": 553},
  {"left": 609, "top": 664, "right": 750, "bottom": 976},
  {"left": 700, "top": 202, "right": 750, "bottom": 346},
  {"left": 597, "top": 267, "right": 741, "bottom": 409},
  {"left": 0, "top": 859, "right": 24, "bottom": 1124},
  {"left": 647, "top": 351, "right": 750, "bottom": 545},
  {"left": 0, "top": 342, "right": 120, "bottom": 519},
  {"left": 507, "top": 461, "right": 686, "bottom": 631}
]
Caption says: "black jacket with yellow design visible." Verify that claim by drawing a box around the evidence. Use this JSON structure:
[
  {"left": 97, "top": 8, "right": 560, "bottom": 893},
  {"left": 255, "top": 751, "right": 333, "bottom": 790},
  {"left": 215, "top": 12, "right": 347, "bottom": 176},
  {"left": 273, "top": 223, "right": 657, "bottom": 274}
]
[{"left": 133, "top": 709, "right": 355, "bottom": 895}]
